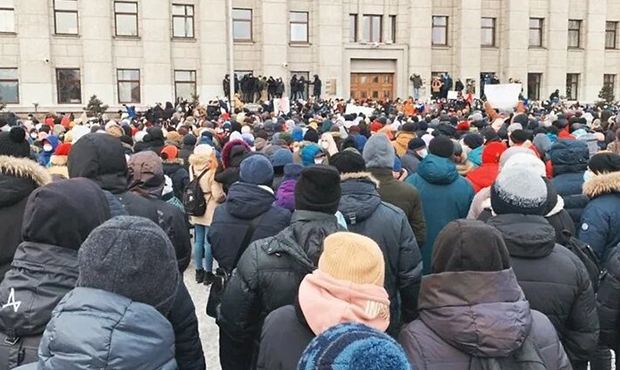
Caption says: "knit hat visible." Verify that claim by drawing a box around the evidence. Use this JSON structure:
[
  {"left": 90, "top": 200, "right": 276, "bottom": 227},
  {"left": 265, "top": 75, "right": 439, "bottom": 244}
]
[
  {"left": 499, "top": 146, "right": 540, "bottom": 169},
  {"left": 0, "top": 127, "right": 30, "bottom": 158},
  {"left": 304, "top": 128, "right": 319, "bottom": 143},
  {"left": 491, "top": 167, "right": 548, "bottom": 216},
  {"left": 239, "top": 154, "right": 274, "bottom": 186},
  {"left": 429, "top": 135, "right": 454, "bottom": 158},
  {"left": 432, "top": 220, "right": 511, "bottom": 274},
  {"left": 588, "top": 152, "right": 620, "bottom": 174},
  {"left": 298, "top": 323, "right": 410, "bottom": 370},
  {"left": 295, "top": 165, "right": 341, "bottom": 214},
  {"left": 160, "top": 145, "right": 178, "bottom": 160},
  {"left": 329, "top": 151, "right": 366, "bottom": 174},
  {"left": 509, "top": 129, "right": 529, "bottom": 144},
  {"left": 463, "top": 133, "right": 484, "bottom": 149},
  {"left": 362, "top": 134, "right": 395, "bottom": 169},
  {"left": 408, "top": 138, "right": 426, "bottom": 151},
  {"left": 54, "top": 142, "right": 72, "bottom": 157},
  {"left": 319, "top": 232, "right": 384, "bottom": 285},
  {"left": 270, "top": 148, "right": 293, "bottom": 168},
  {"left": 78, "top": 216, "right": 179, "bottom": 316},
  {"left": 501, "top": 152, "right": 547, "bottom": 177}
]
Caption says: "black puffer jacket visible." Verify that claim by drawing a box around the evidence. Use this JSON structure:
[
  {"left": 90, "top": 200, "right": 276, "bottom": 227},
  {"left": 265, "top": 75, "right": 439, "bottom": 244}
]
[
  {"left": 163, "top": 159, "right": 190, "bottom": 200},
  {"left": 167, "top": 281, "right": 205, "bottom": 370},
  {"left": 487, "top": 214, "right": 599, "bottom": 364},
  {"left": 0, "top": 156, "right": 50, "bottom": 281},
  {"left": 598, "top": 247, "right": 620, "bottom": 350},
  {"left": 217, "top": 211, "right": 343, "bottom": 370},
  {"left": 338, "top": 173, "right": 422, "bottom": 334},
  {"left": 209, "top": 182, "right": 291, "bottom": 272},
  {"left": 0, "top": 178, "right": 110, "bottom": 369}
]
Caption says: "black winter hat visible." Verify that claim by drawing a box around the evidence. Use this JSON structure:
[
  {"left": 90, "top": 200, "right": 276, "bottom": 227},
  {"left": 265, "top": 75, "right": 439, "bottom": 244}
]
[
  {"left": 78, "top": 216, "right": 179, "bottom": 316},
  {"left": 588, "top": 152, "right": 620, "bottom": 175},
  {"left": 295, "top": 166, "right": 341, "bottom": 214},
  {"left": 462, "top": 133, "right": 484, "bottom": 149},
  {"left": 408, "top": 138, "right": 426, "bottom": 151},
  {"left": 401, "top": 122, "right": 417, "bottom": 132},
  {"left": 0, "top": 127, "right": 30, "bottom": 158},
  {"left": 509, "top": 129, "right": 529, "bottom": 144},
  {"left": 481, "top": 127, "right": 500, "bottom": 143},
  {"left": 304, "top": 128, "right": 319, "bottom": 143},
  {"left": 330, "top": 151, "right": 366, "bottom": 174},
  {"left": 428, "top": 136, "right": 454, "bottom": 158},
  {"left": 432, "top": 220, "right": 511, "bottom": 273}
]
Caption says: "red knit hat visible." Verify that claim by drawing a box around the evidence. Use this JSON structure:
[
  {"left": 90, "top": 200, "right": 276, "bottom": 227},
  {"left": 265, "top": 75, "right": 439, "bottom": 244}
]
[
  {"left": 161, "top": 145, "right": 178, "bottom": 160},
  {"left": 370, "top": 121, "right": 383, "bottom": 133},
  {"left": 54, "top": 143, "right": 72, "bottom": 157}
]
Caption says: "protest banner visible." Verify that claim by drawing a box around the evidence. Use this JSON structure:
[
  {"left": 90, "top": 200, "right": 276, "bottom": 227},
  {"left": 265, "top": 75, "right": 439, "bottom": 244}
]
[
  {"left": 345, "top": 104, "right": 375, "bottom": 117},
  {"left": 484, "top": 84, "right": 522, "bottom": 110}
]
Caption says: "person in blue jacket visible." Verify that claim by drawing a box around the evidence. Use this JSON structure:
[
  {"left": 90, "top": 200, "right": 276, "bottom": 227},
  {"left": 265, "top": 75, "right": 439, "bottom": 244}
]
[{"left": 406, "top": 135, "right": 475, "bottom": 274}]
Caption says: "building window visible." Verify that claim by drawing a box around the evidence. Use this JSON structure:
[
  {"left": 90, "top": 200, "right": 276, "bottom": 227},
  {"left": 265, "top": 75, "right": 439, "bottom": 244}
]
[
  {"left": 174, "top": 70, "right": 196, "bottom": 101},
  {"left": 53, "top": 0, "right": 79, "bottom": 35},
  {"left": 568, "top": 20, "right": 582, "bottom": 48},
  {"left": 606, "top": 21, "right": 618, "bottom": 49},
  {"left": 0, "top": 68, "right": 18, "bottom": 104},
  {"left": 527, "top": 73, "right": 542, "bottom": 101},
  {"left": 349, "top": 14, "right": 358, "bottom": 42},
  {"left": 289, "top": 11, "right": 308, "bottom": 43},
  {"left": 172, "top": 4, "right": 194, "bottom": 38},
  {"left": 362, "top": 15, "right": 382, "bottom": 42},
  {"left": 529, "top": 18, "right": 543, "bottom": 47},
  {"left": 604, "top": 74, "right": 616, "bottom": 92},
  {"left": 56, "top": 68, "right": 81, "bottom": 104},
  {"left": 432, "top": 16, "right": 448, "bottom": 46},
  {"left": 386, "top": 15, "right": 396, "bottom": 43},
  {"left": 232, "top": 8, "right": 252, "bottom": 42},
  {"left": 117, "top": 69, "right": 140, "bottom": 103},
  {"left": 481, "top": 17, "right": 496, "bottom": 47},
  {"left": 0, "top": 0, "right": 15, "bottom": 33},
  {"left": 114, "top": 1, "right": 138, "bottom": 37},
  {"left": 566, "top": 73, "right": 579, "bottom": 100}
]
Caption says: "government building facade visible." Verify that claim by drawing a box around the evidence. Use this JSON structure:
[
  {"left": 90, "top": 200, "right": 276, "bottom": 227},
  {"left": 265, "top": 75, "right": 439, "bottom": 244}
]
[{"left": 0, "top": 0, "right": 619, "bottom": 112}]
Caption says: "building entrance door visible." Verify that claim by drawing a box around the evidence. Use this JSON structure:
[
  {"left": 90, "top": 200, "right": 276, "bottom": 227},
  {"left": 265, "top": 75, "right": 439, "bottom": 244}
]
[{"left": 350, "top": 73, "right": 394, "bottom": 100}]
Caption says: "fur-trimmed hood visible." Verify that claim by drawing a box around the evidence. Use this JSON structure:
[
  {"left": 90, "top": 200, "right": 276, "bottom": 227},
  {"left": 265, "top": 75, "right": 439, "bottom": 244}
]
[
  {"left": 340, "top": 171, "right": 380, "bottom": 188},
  {"left": 0, "top": 155, "right": 51, "bottom": 208},
  {"left": 583, "top": 171, "right": 620, "bottom": 198},
  {"left": 221, "top": 139, "right": 251, "bottom": 169}
]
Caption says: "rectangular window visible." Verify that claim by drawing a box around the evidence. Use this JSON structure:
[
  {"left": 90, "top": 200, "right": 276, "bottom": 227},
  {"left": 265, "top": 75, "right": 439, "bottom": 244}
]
[
  {"left": 604, "top": 74, "right": 616, "bottom": 92},
  {"left": 172, "top": 4, "right": 194, "bottom": 38},
  {"left": 481, "top": 17, "right": 496, "bottom": 47},
  {"left": 432, "top": 16, "right": 448, "bottom": 46},
  {"left": 289, "top": 11, "right": 308, "bottom": 43},
  {"left": 527, "top": 73, "right": 542, "bottom": 101},
  {"left": 362, "top": 15, "right": 382, "bottom": 42},
  {"left": 174, "top": 70, "right": 196, "bottom": 101},
  {"left": 529, "top": 18, "right": 543, "bottom": 47},
  {"left": 54, "top": 0, "right": 78, "bottom": 35},
  {"left": 566, "top": 73, "right": 579, "bottom": 100},
  {"left": 0, "top": 68, "right": 18, "bottom": 104},
  {"left": 0, "top": 0, "right": 15, "bottom": 33},
  {"left": 232, "top": 8, "right": 252, "bottom": 42},
  {"left": 349, "top": 14, "right": 358, "bottom": 42},
  {"left": 114, "top": 1, "right": 138, "bottom": 37},
  {"left": 606, "top": 21, "right": 618, "bottom": 49},
  {"left": 568, "top": 19, "right": 582, "bottom": 48},
  {"left": 386, "top": 15, "right": 396, "bottom": 43},
  {"left": 56, "top": 68, "right": 81, "bottom": 104},
  {"left": 117, "top": 69, "right": 140, "bottom": 103}
]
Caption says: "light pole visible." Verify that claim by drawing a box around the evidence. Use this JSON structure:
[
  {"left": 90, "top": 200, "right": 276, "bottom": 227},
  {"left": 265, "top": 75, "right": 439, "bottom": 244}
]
[{"left": 227, "top": 0, "right": 235, "bottom": 106}]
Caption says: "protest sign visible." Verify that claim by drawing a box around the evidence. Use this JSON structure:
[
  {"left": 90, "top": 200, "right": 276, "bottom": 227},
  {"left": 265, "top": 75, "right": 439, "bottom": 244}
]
[
  {"left": 345, "top": 104, "right": 375, "bottom": 117},
  {"left": 485, "top": 84, "right": 522, "bottom": 110}
]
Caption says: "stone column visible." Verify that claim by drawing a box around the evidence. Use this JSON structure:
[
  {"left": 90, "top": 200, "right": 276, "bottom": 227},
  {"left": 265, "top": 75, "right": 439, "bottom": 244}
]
[
  {"left": 583, "top": 0, "right": 607, "bottom": 102},
  {"left": 408, "top": 0, "right": 432, "bottom": 99},
  {"left": 141, "top": 0, "right": 173, "bottom": 104},
  {"left": 501, "top": 0, "right": 528, "bottom": 88},
  {"left": 261, "top": 0, "right": 288, "bottom": 79},
  {"left": 455, "top": 0, "right": 481, "bottom": 89},
  {"left": 545, "top": 0, "right": 569, "bottom": 97},
  {"left": 316, "top": 0, "right": 343, "bottom": 97},
  {"left": 198, "top": 0, "right": 228, "bottom": 99}
]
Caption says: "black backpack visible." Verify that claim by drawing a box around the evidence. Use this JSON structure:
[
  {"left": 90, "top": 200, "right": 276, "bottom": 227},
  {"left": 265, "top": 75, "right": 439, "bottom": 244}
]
[
  {"left": 183, "top": 167, "right": 209, "bottom": 217},
  {"left": 562, "top": 230, "right": 602, "bottom": 291}
]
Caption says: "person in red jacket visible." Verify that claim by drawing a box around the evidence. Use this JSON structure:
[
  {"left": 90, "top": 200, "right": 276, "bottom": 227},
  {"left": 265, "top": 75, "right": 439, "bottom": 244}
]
[{"left": 466, "top": 142, "right": 507, "bottom": 193}]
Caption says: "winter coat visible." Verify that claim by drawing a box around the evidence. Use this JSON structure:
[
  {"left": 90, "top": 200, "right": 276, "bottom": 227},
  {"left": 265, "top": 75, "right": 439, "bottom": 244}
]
[
  {"left": 275, "top": 179, "right": 296, "bottom": 211},
  {"left": 15, "top": 287, "right": 178, "bottom": 370},
  {"left": 549, "top": 140, "right": 590, "bottom": 228},
  {"left": 406, "top": 155, "right": 475, "bottom": 274},
  {"left": 465, "top": 142, "right": 507, "bottom": 193},
  {"left": 392, "top": 132, "right": 416, "bottom": 157},
  {"left": 163, "top": 159, "right": 190, "bottom": 201},
  {"left": 487, "top": 214, "right": 599, "bottom": 364},
  {"left": 217, "top": 211, "right": 343, "bottom": 370},
  {"left": 578, "top": 171, "right": 620, "bottom": 261},
  {"left": 368, "top": 167, "right": 426, "bottom": 246},
  {"left": 209, "top": 182, "right": 291, "bottom": 272},
  {"left": 337, "top": 173, "right": 423, "bottom": 334},
  {"left": 399, "top": 269, "right": 571, "bottom": 370},
  {"left": 189, "top": 152, "right": 225, "bottom": 226},
  {"left": 598, "top": 247, "right": 620, "bottom": 350},
  {"left": 400, "top": 150, "right": 422, "bottom": 175},
  {"left": 0, "top": 156, "right": 50, "bottom": 282},
  {"left": 167, "top": 281, "right": 206, "bottom": 370}
]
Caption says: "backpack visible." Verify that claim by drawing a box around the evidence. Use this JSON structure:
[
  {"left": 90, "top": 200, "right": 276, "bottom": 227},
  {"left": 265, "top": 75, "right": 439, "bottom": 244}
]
[
  {"left": 562, "top": 230, "right": 602, "bottom": 291},
  {"left": 183, "top": 167, "right": 209, "bottom": 217}
]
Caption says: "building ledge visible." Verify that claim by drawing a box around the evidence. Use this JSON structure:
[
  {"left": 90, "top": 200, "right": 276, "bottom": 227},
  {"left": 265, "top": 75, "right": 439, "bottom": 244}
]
[
  {"left": 289, "top": 42, "right": 311, "bottom": 48},
  {"left": 528, "top": 46, "right": 547, "bottom": 50},
  {"left": 53, "top": 34, "right": 80, "bottom": 39},
  {"left": 171, "top": 37, "right": 197, "bottom": 43},
  {"left": 114, "top": 36, "right": 141, "bottom": 41},
  {"left": 0, "top": 32, "right": 17, "bottom": 37}
]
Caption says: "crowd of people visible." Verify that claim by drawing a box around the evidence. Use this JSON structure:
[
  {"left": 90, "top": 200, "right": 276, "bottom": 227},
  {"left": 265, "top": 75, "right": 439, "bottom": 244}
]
[
  {"left": 223, "top": 73, "right": 322, "bottom": 103},
  {"left": 0, "top": 90, "right": 619, "bottom": 370}
]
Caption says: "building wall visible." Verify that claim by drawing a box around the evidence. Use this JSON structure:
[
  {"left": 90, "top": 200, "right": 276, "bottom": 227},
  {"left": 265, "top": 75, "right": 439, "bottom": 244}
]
[{"left": 0, "top": 0, "right": 619, "bottom": 112}]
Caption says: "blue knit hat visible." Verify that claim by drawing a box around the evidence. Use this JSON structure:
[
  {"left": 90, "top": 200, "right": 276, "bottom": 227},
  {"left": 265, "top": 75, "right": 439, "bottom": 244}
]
[
  {"left": 297, "top": 323, "right": 411, "bottom": 370},
  {"left": 270, "top": 148, "right": 294, "bottom": 168},
  {"left": 239, "top": 154, "right": 274, "bottom": 186}
]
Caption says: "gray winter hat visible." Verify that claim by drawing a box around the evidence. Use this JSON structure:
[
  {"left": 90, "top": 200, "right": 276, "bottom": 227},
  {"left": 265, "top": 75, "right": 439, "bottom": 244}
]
[
  {"left": 491, "top": 167, "right": 548, "bottom": 216},
  {"left": 362, "top": 134, "right": 395, "bottom": 169},
  {"left": 77, "top": 216, "right": 179, "bottom": 316}
]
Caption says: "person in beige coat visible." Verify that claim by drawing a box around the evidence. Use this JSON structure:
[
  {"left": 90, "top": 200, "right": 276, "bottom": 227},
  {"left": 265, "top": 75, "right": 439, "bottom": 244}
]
[{"left": 189, "top": 144, "right": 225, "bottom": 284}]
